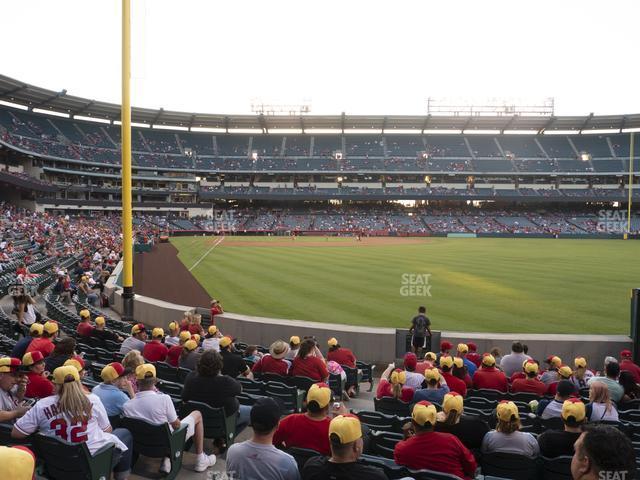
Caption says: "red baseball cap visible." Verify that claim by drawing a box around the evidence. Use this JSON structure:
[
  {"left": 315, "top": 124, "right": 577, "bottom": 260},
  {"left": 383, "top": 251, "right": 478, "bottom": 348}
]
[
  {"left": 404, "top": 352, "right": 417, "bottom": 370},
  {"left": 620, "top": 349, "right": 632, "bottom": 359},
  {"left": 467, "top": 342, "right": 477, "bottom": 352},
  {"left": 440, "top": 341, "right": 453, "bottom": 351}
]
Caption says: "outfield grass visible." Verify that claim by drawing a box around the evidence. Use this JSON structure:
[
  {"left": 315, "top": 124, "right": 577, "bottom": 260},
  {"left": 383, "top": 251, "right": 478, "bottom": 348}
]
[{"left": 171, "top": 236, "right": 639, "bottom": 334}]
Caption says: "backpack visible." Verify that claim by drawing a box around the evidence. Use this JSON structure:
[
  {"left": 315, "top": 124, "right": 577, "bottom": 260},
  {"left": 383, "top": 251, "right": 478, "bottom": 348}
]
[{"left": 414, "top": 315, "right": 428, "bottom": 337}]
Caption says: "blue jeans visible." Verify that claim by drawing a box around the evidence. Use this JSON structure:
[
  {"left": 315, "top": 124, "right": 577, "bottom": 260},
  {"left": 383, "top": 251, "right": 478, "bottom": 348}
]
[
  {"left": 236, "top": 405, "right": 251, "bottom": 433},
  {"left": 112, "top": 428, "right": 133, "bottom": 474}
]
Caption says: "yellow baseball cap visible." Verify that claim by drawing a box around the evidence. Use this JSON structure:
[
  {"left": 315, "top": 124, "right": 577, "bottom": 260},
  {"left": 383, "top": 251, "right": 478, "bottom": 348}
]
[
  {"left": 0, "top": 446, "right": 36, "bottom": 480},
  {"left": 95, "top": 316, "right": 105, "bottom": 326},
  {"left": 22, "top": 351, "right": 44, "bottom": 367},
  {"left": 192, "top": 334, "right": 201, "bottom": 343},
  {"left": 183, "top": 340, "right": 198, "bottom": 351},
  {"left": 101, "top": 362, "right": 126, "bottom": 382},
  {"left": 131, "top": 323, "right": 146, "bottom": 335},
  {"left": 443, "top": 392, "right": 464, "bottom": 414},
  {"left": 546, "top": 355, "right": 562, "bottom": 368},
  {"left": 219, "top": 336, "right": 232, "bottom": 348},
  {"left": 390, "top": 369, "right": 406, "bottom": 385},
  {"left": 424, "top": 368, "right": 441, "bottom": 382},
  {"left": 307, "top": 382, "right": 332, "bottom": 408},
  {"left": 208, "top": 325, "right": 218, "bottom": 335},
  {"left": 558, "top": 365, "right": 573, "bottom": 379},
  {"left": 0, "top": 357, "right": 21, "bottom": 373},
  {"left": 43, "top": 321, "right": 58, "bottom": 335},
  {"left": 440, "top": 355, "right": 454, "bottom": 369},
  {"left": 496, "top": 401, "right": 519, "bottom": 422},
  {"left": 424, "top": 352, "right": 437, "bottom": 361},
  {"left": 152, "top": 328, "right": 164, "bottom": 338},
  {"left": 135, "top": 363, "right": 157, "bottom": 380},
  {"left": 453, "top": 357, "right": 464, "bottom": 369},
  {"left": 79, "top": 309, "right": 90, "bottom": 318},
  {"left": 329, "top": 415, "right": 362, "bottom": 444},
  {"left": 29, "top": 323, "right": 43, "bottom": 335},
  {"left": 574, "top": 357, "right": 587, "bottom": 369},
  {"left": 524, "top": 359, "right": 539, "bottom": 374},
  {"left": 562, "top": 398, "right": 586, "bottom": 424},
  {"left": 482, "top": 354, "right": 496, "bottom": 367},
  {"left": 412, "top": 401, "right": 437, "bottom": 427},
  {"left": 64, "top": 356, "right": 85, "bottom": 372},
  {"left": 289, "top": 336, "right": 300, "bottom": 345},
  {"left": 52, "top": 366, "right": 80, "bottom": 385},
  {"left": 179, "top": 331, "right": 191, "bottom": 342},
  {"left": 457, "top": 343, "right": 468, "bottom": 354},
  {"left": 168, "top": 322, "right": 178, "bottom": 331},
  {"left": 327, "top": 337, "right": 338, "bottom": 347}
]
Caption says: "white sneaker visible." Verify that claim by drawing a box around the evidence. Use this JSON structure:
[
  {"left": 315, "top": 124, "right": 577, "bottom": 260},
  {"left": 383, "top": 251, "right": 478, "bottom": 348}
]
[
  {"left": 194, "top": 453, "right": 217, "bottom": 472},
  {"left": 160, "top": 457, "right": 171, "bottom": 474}
]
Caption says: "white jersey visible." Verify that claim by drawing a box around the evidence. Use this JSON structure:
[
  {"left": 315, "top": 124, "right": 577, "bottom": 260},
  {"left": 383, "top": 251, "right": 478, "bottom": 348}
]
[
  {"left": 202, "top": 338, "right": 220, "bottom": 352},
  {"left": 14, "top": 393, "right": 127, "bottom": 454}
]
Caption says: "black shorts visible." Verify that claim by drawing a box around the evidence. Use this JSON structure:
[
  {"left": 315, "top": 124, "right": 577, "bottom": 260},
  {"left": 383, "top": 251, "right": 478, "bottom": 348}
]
[{"left": 412, "top": 336, "right": 426, "bottom": 349}]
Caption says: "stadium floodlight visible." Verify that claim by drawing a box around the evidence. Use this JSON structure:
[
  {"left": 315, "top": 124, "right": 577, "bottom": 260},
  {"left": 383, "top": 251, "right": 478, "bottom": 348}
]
[
  {"left": 463, "top": 129, "right": 501, "bottom": 135},
  {"left": 74, "top": 115, "right": 110, "bottom": 124},
  {"left": 0, "top": 99, "right": 28, "bottom": 110},
  {"left": 33, "top": 108, "right": 69, "bottom": 118},
  {"left": 502, "top": 130, "right": 539, "bottom": 135},
  {"left": 423, "top": 129, "right": 461, "bottom": 135},
  {"left": 543, "top": 130, "right": 579, "bottom": 135}
]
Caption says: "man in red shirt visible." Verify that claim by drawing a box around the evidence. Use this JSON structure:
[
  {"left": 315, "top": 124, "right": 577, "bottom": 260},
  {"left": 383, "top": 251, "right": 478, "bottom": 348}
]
[
  {"left": 76, "top": 309, "right": 94, "bottom": 337},
  {"left": 326, "top": 337, "right": 356, "bottom": 369},
  {"left": 273, "top": 383, "right": 333, "bottom": 455},
  {"left": 143, "top": 328, "right": 169, "bottom": 363},
  {"left": 210, "top": 299, "right": 224, "bottom": 325},
  {"left": 415, "top": 352, "right": 436, "bottom": 375},
  {"left": 472, "top": 354, "right": 508, "bottom": 392},
  {"left": 466, "top": 342, "right": 482, "bottom": 368},
  {"left": 620, "top": 349, "right": 640, "bottom": 383},
  {"left": 26, "top": 321, "right": 58, "bottom": 358},
  {"left": 439, "top": 355, "right": 467, "bottom": 396},
  {"left": 166, "top": 331, "right": 191, "bottom": 367},
  {"left": 546, "top": 365, "right": 574, "bottom": 396},
  {"left": 511, "top": 360, "right": 547, "bottom": 396},
  {"left": 21, "top": 351, "right": 53, "bottom": 399},
  {"left": 252, "top": 340, "right": 290, "bottom": 377},
  {"left": 394, "top": 401, "right": 477, "bottom": 479}
]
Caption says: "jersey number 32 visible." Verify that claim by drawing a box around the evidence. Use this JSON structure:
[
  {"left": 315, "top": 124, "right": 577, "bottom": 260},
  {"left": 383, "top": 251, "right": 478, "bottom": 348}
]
[{"left": 50, "top": 419, "right": 88, "bottom": 443}]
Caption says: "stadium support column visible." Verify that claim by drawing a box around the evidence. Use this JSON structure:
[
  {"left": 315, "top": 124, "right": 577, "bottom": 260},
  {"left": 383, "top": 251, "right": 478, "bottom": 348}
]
[
  {"left": 627, "top": 133, "right": 634, "bottom": 240},
  {"left": 121, "top": 0, "right": 134, "bottom": 322}
]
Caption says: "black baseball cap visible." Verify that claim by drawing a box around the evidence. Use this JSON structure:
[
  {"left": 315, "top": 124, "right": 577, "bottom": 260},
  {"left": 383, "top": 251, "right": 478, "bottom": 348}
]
[
  {"left": 557, "top": 379, "right": 575, "bottom": 397},
  {"left": 250, "top": 397, "right": 283, "bottom": 432}
]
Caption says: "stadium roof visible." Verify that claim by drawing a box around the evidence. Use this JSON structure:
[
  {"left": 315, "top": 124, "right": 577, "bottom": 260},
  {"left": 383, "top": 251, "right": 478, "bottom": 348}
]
[{"left": 2, "top": 74, "right": 640, "bottom": 134}]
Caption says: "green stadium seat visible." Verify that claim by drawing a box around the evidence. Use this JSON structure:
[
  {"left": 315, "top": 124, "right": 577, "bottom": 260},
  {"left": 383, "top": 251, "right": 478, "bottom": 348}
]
[{"left": 179, "top": 400, "right": 237, "bottom": 444}]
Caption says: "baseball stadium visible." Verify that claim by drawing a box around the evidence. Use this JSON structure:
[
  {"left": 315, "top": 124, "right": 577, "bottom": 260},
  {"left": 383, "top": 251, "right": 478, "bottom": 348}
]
[{"left": 1, "top": 1, "right": 640, "bottom": 479}]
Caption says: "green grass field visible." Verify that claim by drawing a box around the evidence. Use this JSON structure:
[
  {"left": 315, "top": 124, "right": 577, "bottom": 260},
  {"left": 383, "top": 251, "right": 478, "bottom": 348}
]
[{"left": 171, "top": 236, "right": 639, "bottom": 334}]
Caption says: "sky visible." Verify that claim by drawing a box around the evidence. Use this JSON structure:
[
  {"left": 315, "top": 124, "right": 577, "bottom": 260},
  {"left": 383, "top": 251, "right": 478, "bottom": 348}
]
[{"left": 4, "top": 0, "right": 640, "bottom": 117}]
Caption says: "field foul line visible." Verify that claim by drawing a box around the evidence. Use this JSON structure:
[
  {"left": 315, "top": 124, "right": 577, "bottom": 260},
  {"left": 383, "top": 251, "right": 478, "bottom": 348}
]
[{"left": 189, "top": 236, "right": 224, "bottom": 272}]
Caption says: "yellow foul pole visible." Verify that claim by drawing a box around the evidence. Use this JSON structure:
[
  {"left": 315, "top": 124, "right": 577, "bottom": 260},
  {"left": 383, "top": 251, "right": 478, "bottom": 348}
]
[
  {"left": 121, "top": 0, "right": 134, "bottom": 321},
  {"left": 628, "top": 133, "right": 635, "bottom": 239}
]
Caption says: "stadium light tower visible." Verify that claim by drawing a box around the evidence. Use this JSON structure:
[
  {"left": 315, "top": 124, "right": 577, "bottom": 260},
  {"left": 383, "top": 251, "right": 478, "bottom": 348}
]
[{"left": 121, "top": 0, "right": 134, "bottom": 322}]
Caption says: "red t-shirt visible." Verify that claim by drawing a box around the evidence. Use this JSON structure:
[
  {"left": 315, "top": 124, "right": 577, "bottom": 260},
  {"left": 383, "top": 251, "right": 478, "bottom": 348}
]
[
  {"left": 26, "top": 338, "right": 54, "bottom": 358},
  {"left": 472, "top": 367, "right": 508, "bottom": 392},
  {"left": 376, "top": 379, "right": 415, "bottom": 403},
  {"left": 415, "top": 360, "right": 434, "bottom": 376},
  {"left": 394, "top": 431, "right": 477, "bottom": 479},
  {"left": 76, "top": 322, "right": 94, "bottom": 337},
  {"left": 166, "top": 345, "right": 182, "bottom": 367},
  {"left": 290, "top": 356, "right": 328, "bottom": 382},
  {"left": 210, "top": 306, "right": 223, "bottom": 324},
  {"left": 466, "top": 352, "right": 482, "bottom": 367},
  {"left": 510, "top": 371, "right": 526, "bottom": 382},
  {"left": 143, "top": 341, "right": 169, "bottom": 363},
  {"left": 25, "top": 371, "right": 54, "bottom": 399},
  {"left": 327, "top": 348, "right": 356, "bottom": 369},
  {"left": 511, "top": 378, "right": 547, "bottom": 396},
  {"left": 252, "top": 355, "right": 289, "bottom": 376},
  {"left": 441, "top": 371, "right": 467, "bottom": 396},
  {"left": 620, "top": 359, "right": 640, "bottom": 384},
  {"left": 273, "top": 414, "right": 331, "bottom": 455}
]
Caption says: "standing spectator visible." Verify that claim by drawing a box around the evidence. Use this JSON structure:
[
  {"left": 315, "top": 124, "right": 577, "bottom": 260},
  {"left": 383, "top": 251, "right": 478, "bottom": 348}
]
[
  {"left": 481, "top": 401, "right": 539, "bottom": 458},
  {"left": 273, "top": 383, "right": 333, "bottom": 456},
  {"left": 202, "top": 325, "right": 221, "bottom": 351},
  {"left": 588, "top": 360, "right": 624, "bottom": 404},
  {"left": 619, "top": 349, "right": 640, "bottom": 383},
  {"left": 0, "top": 358, "right": 29, "bottom": 424},
  {"left": 511, "top": 360, "right": 547, "bottom": 396},
  {"left": 376, "top": 364, "right": 415, "bottom": 403},
  {"left": 122, "top": 364, "right": 216, "bottom": 473},
  {"left": 22, "top": 351, "right": 54, "bottom": 399},
  {"left": 538, "top": 399, "right": 586, "bottom": 457},
  {"left": 252, "top": 340, "right": 290, "bottom": 377},
  {"left": 540, "top": 355, "right": 563, "bottom": 385},
  {"left": 570, "top": 425, "right": 635, "bottom": 480},
  {"left": 290, "top": 339, "right": 328, "bottom": 382},
  {"left": 26, "top": 321, "right": 58, "bottom": 358},
  {"left": 413, "top": 368, "right": 450, "bottom": 405},
  {"left": 435, "top": 392, "right": 490, "bottom": 451},
  {"left": 179, "top": 340, "right": 201, "bottom": 371},
  {"left": 402, "top": 352, "right": 426, "bottom": 390},
  {"left": 210, "top": 299, "right": 224, "bottom": 325},
  {"left": 119, "top": 324, "right": 147, "bottom": 355},
  {"left": 537, "top": 380, "right": 575, "bottom": 419},
  {"left": 166, "top": 331, "right": 191, "bottom": 367},
  {"left": 619, "top": 371, "right": 640, "bottom": 402},
  {"left": 11, "top": 323, "right": 43, "bottom": 359},
  {"left": 409, "top": 306, "right": 431, "bottom": 357},
  {"left": 547, "top": 365, "right": 575, "bottom": 396},
  {"left": 456, "top": 344, "right": 477, "bottom": 376},
  {"left": 286, "top": 336, "right": 301, "bottom": 360},
  {"left": 466, "top": 342, "right": 482, "bottom": 367},
  {"left": 571, "top": 357, "right": 594, "bottom": 390},
  {"left": 142, "top": 328, "right": 169, "bottom": 363},
  {"left": 219, "top": 337, "right": 253, "bottom": 378},
  {"left": 326, "top": 338, "right": 356, "bottom": 369},
  {"left": 499, "top": 342, "right": 531, "bottom": 378},
  {"left": 394, "top": 401, "right": 477, "bottom": 479},
  {"left": 227, "top": 398, "right": 299, "bottom": 480},
  {"left": 14, "top": 294, "right": 37, "bottom": 331},
  {"left": 44, "top": 337, "right": 76, "bottom": 372},
  {"left": 76, "top": 309, "right": 94, "bottom": 337},
  {"left": 586, "top": 382, "right": 619, "bottom": 422},
  {"left": 302, "top": 414, "right": 386, "bottom": 480},
  {"left": 472, "top": 354, "right": 508, "bottom": 392},
  {"left": 164, "top": 322, "right": 180, "bottom": 347},
  {"left": 439, "top": 355, "right": 467, "bottom": 396},
  {"left": 92, "top": 362, "right": 134, "bottom": 417}
]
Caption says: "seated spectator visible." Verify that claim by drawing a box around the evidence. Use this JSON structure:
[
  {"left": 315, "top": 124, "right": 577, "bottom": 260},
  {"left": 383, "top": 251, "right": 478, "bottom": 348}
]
[
  {"left": 547, "top": 365, "right": 575, "bottom": 396},
  {"left": 181, "top": 313, "right": 205, "bottom": 336},
  {"left": 22, "top": 351, "right": 53, "bottom": 399},
  {"left": 44, "top": 337, "right": 76, "bottom": 372},
  {"left": 122, "top": 350, "right": 144, "bottom": 394},
  {"left": 466, "top": 342, "right": 482, "bottom": 367},
  {"left": 76, "top": 309, "right": 94, "bottom": 337},
  {"left": 202, "top": 325, "right": 221, "bottom": 351},
  {"left": 537, "top": 380, "right": 576, "bottom": 419},
  {"left": 540, "top": 355, "right": 562, "bottom": 385},
  {"left": 0, "top": 358, "right": 29, "bottom": 423},
  {"left": 243, "top": 346, "right": 263, "bottom": 364},
  {"left": 413, "top": 368, "right": 449, "bottom": 405},
  {"left": 571, "top": 357, "right": 594, "bottom": 390},
  {"left": 290, "top": 339, "right": 328, "bottom": 382},
  {"left": 326, "top": 337, "right": 356, "bottom": 369},
  {"left": 472, "top": 354, "right": 508, "bottom": 392},
  {"left": 123, "top": 364, "right": 216, "bottom": 473},
  {"left": 119, "top": 324, "right": 147, "bottom": 355},
  {"left": 220, "top": 337, "right": 253, "bottom": 378},
  {"left": 435, "top": 392, "right": 489, "bottom": 451},
  {"left": 376, "top": 364, "right": 415, "bottom": 403},
  {"left": 142, "top": 328, "right": 168, "bottom": 363},
  {"left": 77, "top": 275, "right": 99, "bottom": 306},
  {"left": 11, "top": 323, "right": 43, "bottom": 359},
  {"left": 438, "top": 340, "right": 453, "bottom": 361},
  {"left": 571, "top": 425, "right": 636, "bottom": 480},
  {"left": 25, "top": 321, "right": 58, "bottom": 358},
  {"left": 439, "top": 355, "right": 467, "bottom": 396},
  {"left": 227, "top": 397, "right": 299, "bottom": 480},
  {"left": 91, "top": 316, "right": 124, "bottom": 346},
  {"left": 285, "top": 336, "right": 301, "bottom": 360},
  {"left": 619, "top": 370, "right": 640, "bottom": 402},
  {"left": 619, "top": 349, "right": 640, "bottom": 383},
  {"left": 481, "top": 401, "right": 539, "bottom": 458},
  {"left": 456, "top": 344, "right": 477, "bottom": 376},
  {"left": 588, "top": 359, "right": 624, "bottom": 404},
  {"left": 0, "top": 445, "right": 36, "bottom": 480},
  {"left": 179, "top": 339, "right": 200, "bottom": 371},
  {"left": 303, "top": 414, "right": 386, "bottom": 480},
  {"left": 90, "top": 362, "right": 133, "bottom": 417},
  {"left": 166, "top": 331, "right": 191, "bottom": 367},
  {"left": 415, "top": 351, "right": 437, "bottom": 375},
  {"left": 12, "top": 365, "right": 132, "bottom": 480},
  {"left": 586, "top": 381, "right": 619, "bottom": 422},
  {"left": 511, "top": 359, "right": 547, "bottom": 396},
  {"left": 402, "top": 352, "right": 426, "bottom": 390},
  {"left": 490, "top": 347, "right": 502, "bottom": 365},
  {"left": 252, "top": 340, "right": 290, "bottom": 377},
  {"left": 500, "top": 342, "right": 531, "bottom": 378},
  {"left": 164, "top": 322, "right": 180, "bottom": 347},
  {"left": 394, "top": 401, "right": 477, "bottom": 479},
  {"left": 538, "top": 398, "right": 585, "bottom": 457},
  {"left": 273, "top": 383, "right": 333, "bottom": 456},
  {"left": 453, "top": 357, "right": 473, "bottom": 389}
]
